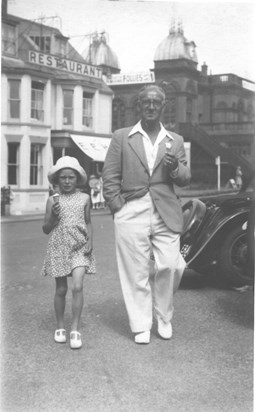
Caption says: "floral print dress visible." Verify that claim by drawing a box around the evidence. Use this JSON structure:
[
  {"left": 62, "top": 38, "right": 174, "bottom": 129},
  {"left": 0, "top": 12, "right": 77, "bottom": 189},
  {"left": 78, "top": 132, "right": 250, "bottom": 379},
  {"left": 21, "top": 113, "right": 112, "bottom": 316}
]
[{"left": 41, "top": 191, "right": 96, "bottom": 277}]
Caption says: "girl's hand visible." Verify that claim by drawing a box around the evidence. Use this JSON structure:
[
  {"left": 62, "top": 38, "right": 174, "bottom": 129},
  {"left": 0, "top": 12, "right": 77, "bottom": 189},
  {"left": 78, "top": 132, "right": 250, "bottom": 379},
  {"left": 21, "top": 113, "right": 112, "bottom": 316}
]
[
  {"left": 42, "top": 197, "right": 60, "bottom": 234},
  {"left": 52, "top": 202, "right": 61, "bottom": 218},
  {"left": 85, "top": 239, "right": 93, "bottom": 255}
]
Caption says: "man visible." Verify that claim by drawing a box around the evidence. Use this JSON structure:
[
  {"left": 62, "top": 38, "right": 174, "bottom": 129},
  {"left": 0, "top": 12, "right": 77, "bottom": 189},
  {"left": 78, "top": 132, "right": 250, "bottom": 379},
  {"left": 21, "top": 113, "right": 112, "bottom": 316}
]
[{"left": 103, "top": 85, "right": 191, "bottom": 344}]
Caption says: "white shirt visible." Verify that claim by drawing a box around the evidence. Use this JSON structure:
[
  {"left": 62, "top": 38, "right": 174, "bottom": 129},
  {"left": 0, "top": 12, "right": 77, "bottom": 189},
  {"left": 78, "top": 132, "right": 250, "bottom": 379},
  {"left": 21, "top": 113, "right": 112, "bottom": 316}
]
[{"left": 128, "top": 121, "right": 174, "bottom": 175}]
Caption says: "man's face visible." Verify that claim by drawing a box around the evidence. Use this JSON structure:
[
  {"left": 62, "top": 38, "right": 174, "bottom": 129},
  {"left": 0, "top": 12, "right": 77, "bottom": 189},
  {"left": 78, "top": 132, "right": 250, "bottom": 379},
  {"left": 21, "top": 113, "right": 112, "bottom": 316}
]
[{"left": 139, "top": 90, "right": 165, "bottom": 124}]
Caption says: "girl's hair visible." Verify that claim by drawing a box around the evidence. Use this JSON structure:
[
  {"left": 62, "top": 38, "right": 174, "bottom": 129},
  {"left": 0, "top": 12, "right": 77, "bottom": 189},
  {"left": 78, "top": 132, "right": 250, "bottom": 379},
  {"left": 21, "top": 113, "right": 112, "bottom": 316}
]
[{"left": 52, "top": 168, "right": 80, "bottom": 185}]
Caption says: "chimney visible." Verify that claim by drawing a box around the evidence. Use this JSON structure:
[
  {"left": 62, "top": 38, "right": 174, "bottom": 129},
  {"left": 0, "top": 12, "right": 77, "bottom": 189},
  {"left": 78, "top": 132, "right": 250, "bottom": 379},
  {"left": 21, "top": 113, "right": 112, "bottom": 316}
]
[
  {"left": 2, "top": 0, "right": 8, "bottom": 17},
  {"left": 201, "top": 62, "right": 208, "bottom": 76}
]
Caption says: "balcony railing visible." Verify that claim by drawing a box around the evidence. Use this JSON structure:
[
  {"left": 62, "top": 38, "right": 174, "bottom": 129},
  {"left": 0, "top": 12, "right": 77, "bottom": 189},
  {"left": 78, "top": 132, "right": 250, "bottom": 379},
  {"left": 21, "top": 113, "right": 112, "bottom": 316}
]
[{"left": 201, "top": 122, "right": 255, "bottom": 133}]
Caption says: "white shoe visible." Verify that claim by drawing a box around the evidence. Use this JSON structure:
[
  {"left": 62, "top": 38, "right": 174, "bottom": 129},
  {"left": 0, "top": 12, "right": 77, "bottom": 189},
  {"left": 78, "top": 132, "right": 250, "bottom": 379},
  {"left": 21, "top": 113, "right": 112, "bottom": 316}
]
[
  {"left": 54, "top": 329, "right": 66, "bottom": 343},
  {"left": 70, "top": 331, "right": 82, "bottom": 349},
  {"left": 134, "top": 331, "right": 150, "bottom": 344},
  {"left": 157, "top": 316, "right": 173, "bottom": 340}
]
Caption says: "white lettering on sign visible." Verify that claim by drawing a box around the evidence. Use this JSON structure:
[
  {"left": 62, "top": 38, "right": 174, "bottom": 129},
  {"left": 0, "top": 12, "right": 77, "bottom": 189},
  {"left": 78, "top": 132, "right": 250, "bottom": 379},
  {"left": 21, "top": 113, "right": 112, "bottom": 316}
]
[
  {"left": 29, "top": 51, "right": 102, "bottom": 79},
  {"left": 106, "top": 72, "right": 155, "bottom": 85}
]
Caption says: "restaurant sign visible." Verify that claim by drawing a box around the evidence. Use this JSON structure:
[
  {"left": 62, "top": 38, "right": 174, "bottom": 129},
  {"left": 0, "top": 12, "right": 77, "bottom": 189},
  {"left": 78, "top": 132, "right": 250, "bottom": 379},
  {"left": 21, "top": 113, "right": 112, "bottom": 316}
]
[
  {"left": 106, "top": 71, "right": 155, "bottom": 85},
  {"left": 29, "top": 51, "right": 102, "bottom": 79}
]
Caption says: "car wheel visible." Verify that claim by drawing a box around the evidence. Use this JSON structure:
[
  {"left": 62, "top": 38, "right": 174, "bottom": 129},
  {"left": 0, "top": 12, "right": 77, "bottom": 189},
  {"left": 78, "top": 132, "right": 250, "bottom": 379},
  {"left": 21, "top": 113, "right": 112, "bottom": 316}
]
[{"left": 219, "top": 224, "right": 253, "bottom": 287}]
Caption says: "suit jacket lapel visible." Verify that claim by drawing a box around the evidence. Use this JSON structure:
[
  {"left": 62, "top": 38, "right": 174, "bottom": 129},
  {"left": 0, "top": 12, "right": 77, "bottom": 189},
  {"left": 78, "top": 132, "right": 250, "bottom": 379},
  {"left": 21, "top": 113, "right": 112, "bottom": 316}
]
[
  {"left": 153, "top": 136, "right": 168, "bottom": 172},
  {"left": 128, "top": 132, "right": 149, "bottom": 173}
]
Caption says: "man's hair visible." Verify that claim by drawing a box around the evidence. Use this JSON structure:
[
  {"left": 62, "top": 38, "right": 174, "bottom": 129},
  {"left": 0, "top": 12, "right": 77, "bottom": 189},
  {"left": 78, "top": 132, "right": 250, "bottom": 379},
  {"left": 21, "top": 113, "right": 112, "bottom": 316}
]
[{"left": 138, "top": 85, "right": 166, "bottom": 101}]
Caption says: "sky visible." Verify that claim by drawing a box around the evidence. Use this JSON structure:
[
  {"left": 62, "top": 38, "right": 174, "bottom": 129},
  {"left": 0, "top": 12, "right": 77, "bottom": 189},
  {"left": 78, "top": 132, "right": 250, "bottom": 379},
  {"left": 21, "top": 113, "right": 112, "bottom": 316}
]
[{"left": 8, "top": 0, "right": 255, "bottom": 81}]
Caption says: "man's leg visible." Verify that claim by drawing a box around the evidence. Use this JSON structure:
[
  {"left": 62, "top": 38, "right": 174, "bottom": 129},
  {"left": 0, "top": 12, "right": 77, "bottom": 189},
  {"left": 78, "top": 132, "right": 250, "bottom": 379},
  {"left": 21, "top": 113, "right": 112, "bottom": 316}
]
[
  {"left": 152, "top": 218, "right": 186, "bottom": 324},
  {"left": 114, "top": 197, "right": 153, "bottom": 333}
]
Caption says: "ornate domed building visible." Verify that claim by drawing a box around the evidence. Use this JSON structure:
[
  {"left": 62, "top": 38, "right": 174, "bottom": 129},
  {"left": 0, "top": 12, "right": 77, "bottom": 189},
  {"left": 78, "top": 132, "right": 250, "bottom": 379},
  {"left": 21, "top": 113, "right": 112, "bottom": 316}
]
[
  {"left": 107, "top": 21, "right": 255, "bottom": 185},
  {"left": 82, "top": 32, "right": 120, "bottom": 76},
  {"left": 154, "top": 21, "right": 198, "bottom": 64}
]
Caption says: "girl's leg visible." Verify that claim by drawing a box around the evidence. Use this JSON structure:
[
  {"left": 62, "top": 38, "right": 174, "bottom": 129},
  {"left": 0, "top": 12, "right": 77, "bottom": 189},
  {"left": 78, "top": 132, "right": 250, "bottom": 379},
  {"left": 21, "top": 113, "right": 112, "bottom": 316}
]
[
  {"left": 71, "top": 267, "right": 85, "bottom": 331},
  {"left": 55, "top": 277, "right": 68, "bottom": 329}
]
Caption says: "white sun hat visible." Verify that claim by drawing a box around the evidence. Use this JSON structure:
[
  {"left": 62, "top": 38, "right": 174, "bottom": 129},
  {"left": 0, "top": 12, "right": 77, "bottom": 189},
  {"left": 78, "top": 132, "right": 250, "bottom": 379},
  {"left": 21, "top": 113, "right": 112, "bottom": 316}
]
[{"left": 48, "top": 156, "right": 87, "bottom": 185}]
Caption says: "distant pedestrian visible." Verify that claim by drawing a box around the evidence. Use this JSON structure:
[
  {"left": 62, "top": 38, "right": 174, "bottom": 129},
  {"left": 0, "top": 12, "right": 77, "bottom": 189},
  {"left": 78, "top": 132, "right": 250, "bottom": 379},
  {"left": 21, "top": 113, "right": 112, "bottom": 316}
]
[
  {"left": 41, "top": 156, "right": 96, "bottom": 349},
  {"left": 98, "top": 173, "right": 105, "bottom": 208},
  {"left": 235, "top": 166, "right": 243, "bottom": 190},
  {"left": 89, "top": 174, "right": 101, "bottom": 209},
  {"left": 225, "top": 178, "right": 237, "bottom": 189}
]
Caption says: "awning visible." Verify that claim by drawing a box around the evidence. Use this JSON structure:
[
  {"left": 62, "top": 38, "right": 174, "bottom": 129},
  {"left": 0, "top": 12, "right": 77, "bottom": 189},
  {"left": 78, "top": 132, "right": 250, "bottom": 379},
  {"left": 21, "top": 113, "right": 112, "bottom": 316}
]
[{"left": 70, "top": 134, "right": 111, "bottom": 162}]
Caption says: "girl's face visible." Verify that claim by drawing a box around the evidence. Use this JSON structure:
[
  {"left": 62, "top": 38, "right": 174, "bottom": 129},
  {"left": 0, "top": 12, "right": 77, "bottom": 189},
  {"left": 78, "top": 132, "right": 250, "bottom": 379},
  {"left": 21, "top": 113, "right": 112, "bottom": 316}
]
[{"left": 58, "top": 168, "right": 78, "bottom": 194}]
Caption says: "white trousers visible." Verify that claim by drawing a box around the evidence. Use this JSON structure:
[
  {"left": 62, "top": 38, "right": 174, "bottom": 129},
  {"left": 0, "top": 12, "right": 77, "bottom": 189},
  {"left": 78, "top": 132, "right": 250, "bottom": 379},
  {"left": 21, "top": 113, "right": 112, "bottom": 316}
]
[{"left": 114, "top": 193, "right": 186, "bottom": 333}]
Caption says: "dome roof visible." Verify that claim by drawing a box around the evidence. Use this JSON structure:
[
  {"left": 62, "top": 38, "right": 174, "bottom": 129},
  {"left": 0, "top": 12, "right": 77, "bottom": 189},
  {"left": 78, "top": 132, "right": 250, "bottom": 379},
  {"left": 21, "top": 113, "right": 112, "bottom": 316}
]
[
  {"left": 154, "top": 23, "right": 198, "bottom": 63},
  {"left": 82, "top": 33, "right": 120, "bottom": 70}
]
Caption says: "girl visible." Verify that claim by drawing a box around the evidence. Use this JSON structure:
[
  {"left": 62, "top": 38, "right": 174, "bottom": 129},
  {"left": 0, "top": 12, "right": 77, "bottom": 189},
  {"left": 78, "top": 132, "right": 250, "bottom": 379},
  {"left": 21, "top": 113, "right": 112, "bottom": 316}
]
[{"left": 41, "top": 156, "right": 96, "bottom": 349}]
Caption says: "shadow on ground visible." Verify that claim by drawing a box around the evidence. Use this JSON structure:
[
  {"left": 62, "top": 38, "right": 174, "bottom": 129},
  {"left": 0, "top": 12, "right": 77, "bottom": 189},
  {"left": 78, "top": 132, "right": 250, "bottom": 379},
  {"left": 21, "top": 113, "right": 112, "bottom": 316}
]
[{"left": 181, "top": 269, "right": 235, "bottom": 290}]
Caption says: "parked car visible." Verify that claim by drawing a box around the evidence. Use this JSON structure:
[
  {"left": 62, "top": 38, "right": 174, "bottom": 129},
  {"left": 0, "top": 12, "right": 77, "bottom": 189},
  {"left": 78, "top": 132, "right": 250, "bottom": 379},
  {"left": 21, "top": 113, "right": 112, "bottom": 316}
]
[{"left": 181, "top": 173, "right": 254, "bottom": 287}]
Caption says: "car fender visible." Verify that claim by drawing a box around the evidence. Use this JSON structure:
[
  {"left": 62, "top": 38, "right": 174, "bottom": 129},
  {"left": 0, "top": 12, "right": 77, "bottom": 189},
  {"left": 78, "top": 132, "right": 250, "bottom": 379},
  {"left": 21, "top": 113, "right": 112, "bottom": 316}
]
[{"left": 184, "top": 209, "right": 249, "bottom": 265}]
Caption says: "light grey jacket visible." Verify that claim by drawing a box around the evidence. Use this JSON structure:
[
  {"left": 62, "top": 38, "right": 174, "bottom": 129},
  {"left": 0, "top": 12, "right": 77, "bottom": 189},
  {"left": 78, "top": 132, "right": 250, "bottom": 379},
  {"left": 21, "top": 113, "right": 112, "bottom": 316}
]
[{"left": 102, "top": 126, "right": 191, "bottom": 233}]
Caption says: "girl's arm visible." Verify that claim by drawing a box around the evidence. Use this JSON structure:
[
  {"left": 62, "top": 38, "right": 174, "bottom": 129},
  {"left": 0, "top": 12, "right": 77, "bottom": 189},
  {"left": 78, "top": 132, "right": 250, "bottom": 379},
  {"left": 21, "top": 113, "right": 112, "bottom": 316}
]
[
  {"left": 42, "top": 196, "right": 60, "bottom": 234},
  {"left": 84, "top": 196, "right": 93, "bottom": 253}
]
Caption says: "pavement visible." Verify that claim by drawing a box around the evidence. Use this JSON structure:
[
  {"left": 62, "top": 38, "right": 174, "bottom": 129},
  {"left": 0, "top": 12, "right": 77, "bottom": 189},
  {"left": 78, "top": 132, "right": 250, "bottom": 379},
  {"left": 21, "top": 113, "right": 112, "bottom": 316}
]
[{"left": 1, "top": 214, "right": 253, "bottom": 412}]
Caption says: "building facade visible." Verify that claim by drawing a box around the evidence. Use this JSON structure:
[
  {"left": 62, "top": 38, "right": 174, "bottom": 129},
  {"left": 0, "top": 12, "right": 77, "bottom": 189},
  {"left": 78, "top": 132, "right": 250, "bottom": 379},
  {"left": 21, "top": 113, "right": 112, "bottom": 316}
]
[
  {"left": 105, "top": 23, "right": 255, "bottom": 185},
  {"left": 1, "top": 8, "right": 113, "bottom": 214}
]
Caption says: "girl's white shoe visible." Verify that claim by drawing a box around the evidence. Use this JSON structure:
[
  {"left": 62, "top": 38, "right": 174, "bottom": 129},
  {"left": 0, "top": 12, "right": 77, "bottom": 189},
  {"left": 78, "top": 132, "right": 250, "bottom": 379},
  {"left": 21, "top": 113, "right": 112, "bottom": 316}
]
[
  {"left": 54, "top": 329, "right": 66, "bottom": 343},
  {"left": 70, "top": 331, "right": 82, "bottom": 349}
]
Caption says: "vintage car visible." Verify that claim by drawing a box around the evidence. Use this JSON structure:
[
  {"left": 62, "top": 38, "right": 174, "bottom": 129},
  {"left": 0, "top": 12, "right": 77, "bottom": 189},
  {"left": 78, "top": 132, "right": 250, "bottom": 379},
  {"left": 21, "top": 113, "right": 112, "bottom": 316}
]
[{"left": 181, "top": 173, "right": 254, "bottom": 288}]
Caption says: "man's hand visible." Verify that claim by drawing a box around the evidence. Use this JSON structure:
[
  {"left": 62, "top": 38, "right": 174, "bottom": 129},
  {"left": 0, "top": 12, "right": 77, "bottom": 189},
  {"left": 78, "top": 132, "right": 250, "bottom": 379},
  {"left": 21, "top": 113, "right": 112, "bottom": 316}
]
[{"left": 164, "top": 152, "right": 179, "bottom": 171}]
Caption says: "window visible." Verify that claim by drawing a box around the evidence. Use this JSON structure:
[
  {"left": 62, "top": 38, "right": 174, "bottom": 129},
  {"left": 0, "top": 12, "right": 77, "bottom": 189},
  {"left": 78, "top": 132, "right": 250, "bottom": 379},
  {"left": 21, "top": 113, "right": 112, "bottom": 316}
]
[
  {"left": 63, "top": 90, "right": 73, "bottom": 126},
  {"left": 7, "top": 143, "right": 19, "bottom": 185},
  {"left": 60, "top": 40, "right": 66, "bottom": 57},
  {"left": 163, "top": 97, "right": 176, "bottom": 130},
  {"left": 186, "top": 98, "right": 193, "bottom": 123},
  {"left": 133, "top": 98, "right": 141, "bottom": 125},
  {"left": 247, "top": 104, "right": 253, "bottom": 121},
  {"left": 2, "top": 23, "right": 16, "bottom": 55},
  {"left": 112, "top": 98, "right": 126, "bottom": 131},
  {"left": 237, "top": 100, "right": 244, "bottom": 122},
  {"left": 215, "top": 101, "right": 227, "bottom": 123},
  {"left": 30, "top": 36, "right": 51, "bottom": 53},
  {"left": 53, "top": 147, "right": 64, "bottom": 165},
  {"left": 8, "top": 79, "right": 20, "bottom": 119},
  {"left": 82, "top": 92, "right": 93, "bottom": 128},
  {"left": 31, "top": 81, "right": 44, "bottom": 121},
  {"left": 30, "top": 144, "right": 43, "bottom": 185},
  {"left": 229, "top": 142, "right": 250, "bottom": 156}
]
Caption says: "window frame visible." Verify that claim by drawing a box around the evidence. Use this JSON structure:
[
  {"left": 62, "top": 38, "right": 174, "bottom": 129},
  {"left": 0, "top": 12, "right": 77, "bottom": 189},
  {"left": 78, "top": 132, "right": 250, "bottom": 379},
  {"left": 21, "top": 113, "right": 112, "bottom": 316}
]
[
  {"left": 31, "top": 80, "right": 45, "bottom": 122},
  {"left": 2, "top": 23, "right": 17, "bottom": 56},
  {"left": 186, "top": 97, "right": 193, "bottom": 123},
  {"left": 29, "top": 35, "right": 51, "bottom": 53},
  {"left": 63, "top": 89, "right": 74, "bottom": 127},
  {"left": 112, "top": 98, "right": 126, "bottom": 131},
  {"left": 7, "top": 142, "right": 20, "bottom": 186},
  {"left": 30, "top": 143, "right": 43, "bottom": 186},
  {"left": 8, "top": 79, "right": 21, "bottom": 120},
  {"left": 82, "top": 92, "right": 93, "bottom": 128}
]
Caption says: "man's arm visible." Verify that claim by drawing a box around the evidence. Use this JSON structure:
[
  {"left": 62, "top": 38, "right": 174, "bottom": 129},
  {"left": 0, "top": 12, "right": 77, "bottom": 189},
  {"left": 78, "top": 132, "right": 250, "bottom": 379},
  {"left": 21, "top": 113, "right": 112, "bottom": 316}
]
[{"left": 102, "top": 131, "right": 126, "bottom": 214}]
